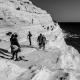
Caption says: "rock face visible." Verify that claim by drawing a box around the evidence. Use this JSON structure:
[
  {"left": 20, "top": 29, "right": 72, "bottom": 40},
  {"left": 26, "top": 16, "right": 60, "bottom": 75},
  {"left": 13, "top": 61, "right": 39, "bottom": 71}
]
[
  {"left": 0, "top": 0, "right": 53, "bottom": 34},
  {"left": 0, "top": 59, "right": 27, "bottom": 80},
  {"left": 0, "top": 0, "right": 80, "bottom": 80},
  {"left": 31, "top": 67, "right": 52, "bottom": 80}
]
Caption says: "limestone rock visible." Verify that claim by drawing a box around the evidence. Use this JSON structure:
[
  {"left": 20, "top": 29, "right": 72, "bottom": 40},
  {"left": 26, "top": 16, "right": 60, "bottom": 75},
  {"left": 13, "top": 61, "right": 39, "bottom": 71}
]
[
  {"left": 0, "top": 59, "right": 27, "bottom": 80},
  {"left": 0, "top": 0, "right": 80, "bottom": 80},
  {"left": 0, "top": 0, "right": 52, "bottom": 27},
  {"left": 0, "top": 0, "right": 59, "bottom": 48},
  {"left": 31, "top": 67, "right": 52, "bottom": 80}
]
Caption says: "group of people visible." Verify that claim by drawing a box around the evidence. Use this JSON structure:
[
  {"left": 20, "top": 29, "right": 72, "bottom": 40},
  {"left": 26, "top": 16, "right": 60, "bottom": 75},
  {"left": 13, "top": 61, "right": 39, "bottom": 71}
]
[
  {"left": 27, "top": 31, "right": 47, "bottom": 50},
  {"left": 37, "top": 34, "right": 47, "bottom": 50},
  {"left": 6, "top": 31, "right": 47, "bottom": 61}
]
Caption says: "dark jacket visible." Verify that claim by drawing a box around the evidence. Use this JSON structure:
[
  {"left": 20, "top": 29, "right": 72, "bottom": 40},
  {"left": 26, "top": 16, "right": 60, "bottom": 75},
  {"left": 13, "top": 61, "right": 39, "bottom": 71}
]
[
  {"left": 10, "top": 34, "right": 20, "bottom": 47},
  {"left": 37, "top": 35, "right": 43, "bottom": 43}
]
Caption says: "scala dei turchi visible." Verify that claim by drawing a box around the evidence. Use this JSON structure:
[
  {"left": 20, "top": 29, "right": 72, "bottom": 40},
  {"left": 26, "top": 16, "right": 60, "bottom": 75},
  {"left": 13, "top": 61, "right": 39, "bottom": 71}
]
[{"left": 0, "top": 0, "right": 80, "bottom": 80}]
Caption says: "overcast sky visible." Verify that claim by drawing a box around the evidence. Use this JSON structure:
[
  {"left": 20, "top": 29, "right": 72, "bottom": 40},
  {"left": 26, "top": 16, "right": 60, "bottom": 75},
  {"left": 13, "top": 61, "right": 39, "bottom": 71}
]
[{"left": 31, "top": 0, "right": 80, "bottom": 22}]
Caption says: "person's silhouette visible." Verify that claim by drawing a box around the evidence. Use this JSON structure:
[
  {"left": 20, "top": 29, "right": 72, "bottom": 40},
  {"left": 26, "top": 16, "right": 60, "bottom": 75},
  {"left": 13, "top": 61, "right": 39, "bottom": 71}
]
[
  {"left": 37, "top": 34, "right": 46, "bottom": 50},
  {"left": 27, "top": 31, "right": 32, "bottom": 46},
  {"left": 42, "top": 35, "right": 46, "bottom": 50},
  {"left": 37, "top": 34, "right": 43, "bottom": 49},
  {"left": 10, "top": 33, "right": 21, "bottom": 60}
]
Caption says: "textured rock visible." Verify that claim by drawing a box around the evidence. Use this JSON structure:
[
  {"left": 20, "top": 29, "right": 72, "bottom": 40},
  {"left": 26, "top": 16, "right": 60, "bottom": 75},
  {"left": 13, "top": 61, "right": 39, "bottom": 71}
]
[
  {"left": 31, "top": 67, "right": 52, "bottom": 80},
  {"left": 0, "top": 0, "right": 80, "bottom": 80},
  {"left": 0, "top": 59, "right": 27, "bottom": 80},
  {"left": 0, "top": 0, "right": 53, "bottom": 27}
]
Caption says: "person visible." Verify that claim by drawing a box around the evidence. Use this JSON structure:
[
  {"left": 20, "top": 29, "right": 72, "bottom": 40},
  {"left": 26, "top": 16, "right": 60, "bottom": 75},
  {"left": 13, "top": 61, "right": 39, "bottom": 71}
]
[
  {"left": 37, "top": 34, "right": 47, "bottom": 50},
  {"left": 37, "top": 34, "right": 43, "bottom": 49},
  {"left": 10, "top": 33, "right": 21, "bottom": 60},
  {"left": 27, "top": 31, "right": 32, "bottom": 46},
  {"left": 42, "top": 35, "right": 46, "bottom": 50},
  {"left": 32, "top": 19, "right": 33, "bottom": 24}
]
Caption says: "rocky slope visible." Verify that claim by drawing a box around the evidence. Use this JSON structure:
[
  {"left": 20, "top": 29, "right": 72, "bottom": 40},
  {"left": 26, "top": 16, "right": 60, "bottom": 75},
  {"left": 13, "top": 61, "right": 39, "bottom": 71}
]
[
  {"left": 0, "top": 59, "right": 27, "bottom": 80},
  {"left": 0, "top": 0, "right": 80, "bottom": 80}
]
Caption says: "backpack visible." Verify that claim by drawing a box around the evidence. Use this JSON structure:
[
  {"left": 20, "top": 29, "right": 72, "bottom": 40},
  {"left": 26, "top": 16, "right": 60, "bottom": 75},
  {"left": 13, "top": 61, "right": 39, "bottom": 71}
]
[{"left": 11, "top": 45, "right": 21, "bottom": 52}]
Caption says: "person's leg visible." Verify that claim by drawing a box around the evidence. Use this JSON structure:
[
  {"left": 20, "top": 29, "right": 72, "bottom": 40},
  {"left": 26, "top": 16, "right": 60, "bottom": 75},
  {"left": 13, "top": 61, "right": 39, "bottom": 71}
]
[
  {"left": 43, "top": 43, "right": 45, "bottom": 50},
  {"left": 11, "top": 45, "right": 13, "bottom": 53},
  {"left": 15, "top": 50, "right": 18, "bottom": 60},
  {"left": 11, "top": 52, "right": 15, "bottom": 59},
  {"left": 11, "top": 45, "right": 15, "bottom": 59},
  {"left": 29, "top": 38, "right": 31, "bottom": 46},
  {"left": 39, "top": 43, "right": 42, "bottom": 49}
]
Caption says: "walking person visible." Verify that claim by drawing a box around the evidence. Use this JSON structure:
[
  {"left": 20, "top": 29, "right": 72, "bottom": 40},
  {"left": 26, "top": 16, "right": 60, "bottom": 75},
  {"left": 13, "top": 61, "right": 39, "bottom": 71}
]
[
  {"left": 27, "top": 31, "right": 32, "bottom": 46},
  {"left": 10, "top": 33, "right": 21, "bottom": 61},
  {"left": 37, "top": 34, "right": 47, "bottom": 50},
  {"left": 42, "top": 35, "right": 46, "bottom": 50},
  {"left": 37, "top": 33, "right": 43, "bottom": 49}
]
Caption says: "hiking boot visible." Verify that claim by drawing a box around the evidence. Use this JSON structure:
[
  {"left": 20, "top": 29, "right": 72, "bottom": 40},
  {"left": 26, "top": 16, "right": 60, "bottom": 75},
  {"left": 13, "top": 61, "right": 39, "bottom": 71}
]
[
  {"left": 15, "top": 58, "right": 19, "bottom": 61},
  {"left": 10, "top": 57, "right": 14, "bottom": 60}
]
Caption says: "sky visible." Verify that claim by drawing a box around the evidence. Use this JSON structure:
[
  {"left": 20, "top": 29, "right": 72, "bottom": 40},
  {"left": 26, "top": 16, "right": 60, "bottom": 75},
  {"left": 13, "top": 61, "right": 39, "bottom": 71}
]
[{"left": 31, "top": 0, "right": 80, "bottom": 22}]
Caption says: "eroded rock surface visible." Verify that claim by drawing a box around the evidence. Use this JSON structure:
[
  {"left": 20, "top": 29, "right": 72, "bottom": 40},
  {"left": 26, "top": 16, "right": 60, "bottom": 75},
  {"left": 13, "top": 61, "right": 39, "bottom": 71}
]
[{"left": 0, "top": 59, "right": 27, "bottom": 80}]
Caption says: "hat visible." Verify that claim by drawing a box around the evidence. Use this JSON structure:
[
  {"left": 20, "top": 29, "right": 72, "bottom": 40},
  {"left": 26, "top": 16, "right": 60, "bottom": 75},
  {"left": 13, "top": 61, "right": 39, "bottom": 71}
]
[{"left": 6, "top": 32, "right": 12, "bottom": 36}]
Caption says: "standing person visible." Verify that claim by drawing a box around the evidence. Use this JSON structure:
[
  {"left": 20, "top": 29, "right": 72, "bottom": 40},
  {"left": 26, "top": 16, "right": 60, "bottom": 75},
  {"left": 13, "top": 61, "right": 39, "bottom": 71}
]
[
  {"left": 32, "top": 19, "right": 33, "bottom": 24},
  {"left": 42, "top": 35, "right": 46, "bottom": 50},
  {"left": 37, "top": 34, "right": 43, "bottom": 49},
  {"left": 27, "top": 31, "right": 32, "bottom": 46},
  {"left": 10, "top": 33, "right": 21, "bottom": 60}
]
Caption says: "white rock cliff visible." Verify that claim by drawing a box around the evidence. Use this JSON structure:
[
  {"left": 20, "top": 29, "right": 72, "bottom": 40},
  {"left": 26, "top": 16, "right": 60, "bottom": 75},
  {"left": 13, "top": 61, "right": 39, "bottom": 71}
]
[{"left": 0, "top": 0, "right": 80, "bottom": 80}]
